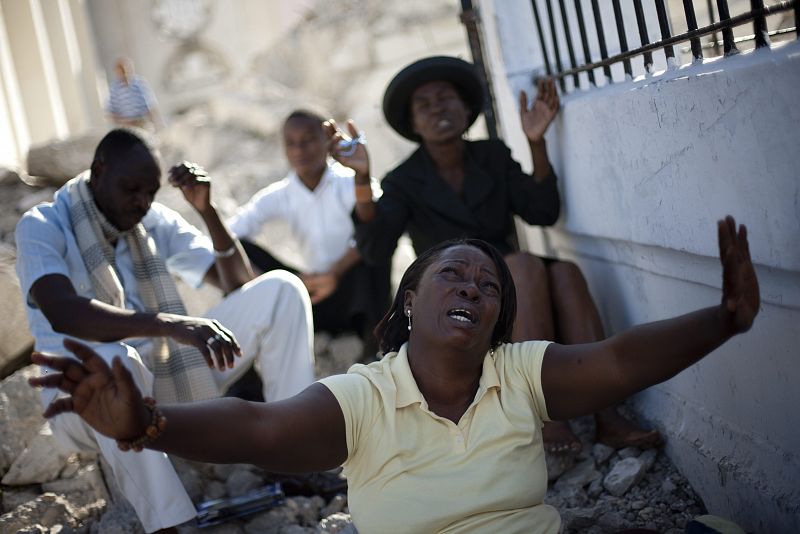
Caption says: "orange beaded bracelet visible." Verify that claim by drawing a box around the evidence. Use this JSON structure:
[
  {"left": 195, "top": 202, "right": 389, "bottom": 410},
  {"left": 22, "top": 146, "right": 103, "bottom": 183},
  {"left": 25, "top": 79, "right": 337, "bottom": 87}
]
[{"left": 116, "top": 397, "right": 167, "bottom": 452}]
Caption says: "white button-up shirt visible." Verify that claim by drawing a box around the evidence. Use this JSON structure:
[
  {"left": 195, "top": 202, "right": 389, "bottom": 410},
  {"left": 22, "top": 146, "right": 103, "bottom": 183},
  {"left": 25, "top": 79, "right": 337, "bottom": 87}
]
[{"left": 227, "top": 162, "right": 370, "bottom": 273}]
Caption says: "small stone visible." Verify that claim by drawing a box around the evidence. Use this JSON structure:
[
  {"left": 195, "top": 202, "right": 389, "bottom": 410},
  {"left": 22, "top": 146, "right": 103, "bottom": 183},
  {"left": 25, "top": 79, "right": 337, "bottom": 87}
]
[
  {"left": 545, "top": 451, "right": 576, "bottom": 482},
  {"left": 204, "top": 480, "right": 227, "bottom": 501},
  {"left": 670, "top": 499, "right": 687, "bottom": 511},
  {"left": 597, "top": 510, "right": 626, "bottom": 530},
  {"left": 2, "top": 424, "right": 69, "bottom": 485},
  {"left": 618, "top": 446, "right": 641, "bottom": 459},
  {"left": 639, "top": 448, "right": 658, "bottom": 471},
  {"left": 639, "top": 506, "right": 654, "bottom": 517},
  {"left": 561, "top": 506, "right": 599, "bottom": 530},
  {"left": 318, "top": 512, "right": 354, "bottom": 534},
  {"left": 92, "top": 500, "right": 144, "bottom": 533},
  {"left": 225, "top": 468, "right": 262, "bottom": 498},
  {"left": 284, "top": 495, "right": 322, "bottom": 526},
  {"left": 2, "top": 489, "right": 40, "bottom": 512},
  {"left": 603, "top": 457, "right": 646, "bottom": 497},
  {"left": 321, "top": 494, "right": 347, "bottom": 517},
  {"left": 631, "top": 500, "right": 646, "bottom": 510},
  {"left": 244, "top": 506, "right": 295, "bottom": 534},
  {"left": 587, "top": 477, "right": 604, "bottom": 498},
  {"left": 592, "top": 443, "right": 615, "bottom": 465},
  {"left": 554, "top": 458, "right": 601, "bottom": 490},
  {"left": 0, "top": 493, "right": 80, "bottom": 532}
]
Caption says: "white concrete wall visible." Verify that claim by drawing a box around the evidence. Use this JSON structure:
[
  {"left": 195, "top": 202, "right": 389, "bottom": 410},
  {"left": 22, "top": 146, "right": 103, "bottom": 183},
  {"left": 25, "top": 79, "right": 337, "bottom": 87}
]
[
  {"left": 478, "top": 0, "right": 800, "bottom": 531},
  {"left": 0, "top": 0, "right": 105, "bottom": 169}
]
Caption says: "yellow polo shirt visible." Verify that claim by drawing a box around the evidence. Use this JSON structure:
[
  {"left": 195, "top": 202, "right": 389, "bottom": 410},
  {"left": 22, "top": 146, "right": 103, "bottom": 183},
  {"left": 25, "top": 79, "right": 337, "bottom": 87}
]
[{"left": 319, "top": 340, "right": 559, "bottom": 534}]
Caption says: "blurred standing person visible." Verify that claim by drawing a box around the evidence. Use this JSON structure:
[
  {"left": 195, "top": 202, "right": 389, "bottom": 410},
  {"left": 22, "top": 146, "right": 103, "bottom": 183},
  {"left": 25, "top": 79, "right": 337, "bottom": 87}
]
[{"left": 107, "top": 58, "right": 165, "bottom": 131}]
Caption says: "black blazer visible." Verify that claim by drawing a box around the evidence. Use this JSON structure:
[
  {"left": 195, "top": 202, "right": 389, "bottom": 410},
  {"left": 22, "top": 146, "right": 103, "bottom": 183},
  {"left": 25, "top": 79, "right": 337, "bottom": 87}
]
[{"left": 354, "top": 139, "right": 561, "bottom": 264}]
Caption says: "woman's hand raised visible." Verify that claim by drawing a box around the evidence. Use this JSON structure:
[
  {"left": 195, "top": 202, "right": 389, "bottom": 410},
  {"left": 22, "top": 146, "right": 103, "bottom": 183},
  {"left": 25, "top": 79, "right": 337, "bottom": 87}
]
[
  {"left": 520, "top": 78, "right": 560, "bottom": 144},
  {"left": 324, "top": 119, "right": 370, "bottom": 178},
  {"left": 29, "top": 339, "right": 149, "bottom": 441},
  {"left": 718, "top": 216, "right": 760, "bottom": 334}
]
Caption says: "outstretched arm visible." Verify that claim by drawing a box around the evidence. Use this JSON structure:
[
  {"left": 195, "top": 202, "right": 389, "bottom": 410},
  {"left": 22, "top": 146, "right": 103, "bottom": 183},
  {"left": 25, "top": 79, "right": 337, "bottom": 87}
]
[
  {"left": 31, "top": 339, "right": 347, "bottom": 473},
  {"left": 542, "top": 216, "right": 759, "bottom": 420}
]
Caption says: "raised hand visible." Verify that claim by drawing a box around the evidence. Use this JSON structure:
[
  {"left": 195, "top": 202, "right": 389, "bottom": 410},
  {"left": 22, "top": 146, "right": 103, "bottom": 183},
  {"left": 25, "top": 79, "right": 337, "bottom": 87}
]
[
  {"left": 718, "top": 216, "right": 760, "bottom": 334},
  {"left": 168, "top": 161, "right": 212, "bottom": 213},
  {"left": 325, "top": 119, "right": 370, "bottom": 177},
  {"left": 159, "top": 314, "right": 242, "bottom": 371},
  {"left": 520, "top": 78, "right": 560, "bottom": 143},
  {"left": 29, "top": 339, "right": 149, "bottom": 441}
]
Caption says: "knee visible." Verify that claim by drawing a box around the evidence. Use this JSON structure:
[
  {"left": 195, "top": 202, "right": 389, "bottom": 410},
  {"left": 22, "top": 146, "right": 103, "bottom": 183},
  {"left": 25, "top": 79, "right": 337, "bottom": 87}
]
[
  {"left": 245, "top": 270, "right": 308, "bottom": 299},
  {"left": 548, "top": 260, "right": 589, "bottom": 293},
  {"left": 504, "top": 252, "right": 548, "bottom": 288}
]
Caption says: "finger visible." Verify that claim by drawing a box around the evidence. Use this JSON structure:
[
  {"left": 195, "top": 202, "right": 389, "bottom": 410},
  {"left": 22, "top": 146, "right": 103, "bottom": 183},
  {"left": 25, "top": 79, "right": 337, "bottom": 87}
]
[
  {"left": 536, "top": 78, "right": 546, "bottom": 101},
  {"left": 739, "top": 224, "right": 752, "bottom": 263},
  {"left": 43, "top": 397, "right": 75, "bottom": 418},
  {"left": 198, "top": 343, "right": 214, "bottom": 369},
  {"left": 519, "top": 90, "right": 528, "bottom": 112},
  {"left": 111, "top": 356, "right": 139, "bottom": 394},
  {"left": 322, "top": 120, "right": 337, "bottom": 137},
  {"left": 63, "top": 339, "right": 112, "bottom": 374},
  {"left": 346, "top": 120, "right": 359, "bottom": 138},
  {"left": 32, "top": 352, "right": 81, "bottom": 373},
  {"left": 29, "top": 373, "right": 75, "bottom": 394},
  {"left": 214, "top": 322, "right": 242, "bottom": 357},
  {"left": 548, "top": 82, "right": 560, "bottom": 111},
  {"left": 211, "top": 322, "right": 238, "bottom": 364},
  {"left": 208, "top": 341, "right": 226, "bottom": 371},
  {"left": 717, "top": 219, "right": 732, "bottom": 263}
]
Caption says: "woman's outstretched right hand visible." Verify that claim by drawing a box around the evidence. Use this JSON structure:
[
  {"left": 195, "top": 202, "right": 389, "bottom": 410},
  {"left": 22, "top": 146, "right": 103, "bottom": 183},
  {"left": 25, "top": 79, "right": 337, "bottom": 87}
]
[{"left": 29, "top": 339, "right": 150, "bottom": 441}]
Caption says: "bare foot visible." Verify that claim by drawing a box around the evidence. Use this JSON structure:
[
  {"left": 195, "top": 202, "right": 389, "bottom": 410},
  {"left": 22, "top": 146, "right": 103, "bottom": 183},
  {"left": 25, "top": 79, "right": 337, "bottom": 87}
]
[
  {"left": 595, "top": 408, "right": 661, "bottom": 449},
  {"left": 542, "top": 420, "right": 582, "bottom": 454}
]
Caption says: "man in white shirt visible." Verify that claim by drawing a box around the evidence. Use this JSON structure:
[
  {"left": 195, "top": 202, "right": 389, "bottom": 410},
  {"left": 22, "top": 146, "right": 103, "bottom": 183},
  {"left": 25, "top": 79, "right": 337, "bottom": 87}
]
[
  {"left": 16, "top": 128, "right": 315, "bottom": 533},
  {"left": 228, "top": 110, "right": 389, "bottom": 360}
]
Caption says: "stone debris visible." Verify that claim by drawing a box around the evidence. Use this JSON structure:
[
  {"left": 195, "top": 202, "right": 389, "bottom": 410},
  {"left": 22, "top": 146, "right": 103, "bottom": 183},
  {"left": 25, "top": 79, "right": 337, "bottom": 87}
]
[
  {"left": 603, "top": 456, "right": 647, "bottom": 497},
  {"left": 2, "top": 424, "right": 69, "bottom": 485},
  {"left": 546, "top": 416, "right": 706, "bottom": 534}
]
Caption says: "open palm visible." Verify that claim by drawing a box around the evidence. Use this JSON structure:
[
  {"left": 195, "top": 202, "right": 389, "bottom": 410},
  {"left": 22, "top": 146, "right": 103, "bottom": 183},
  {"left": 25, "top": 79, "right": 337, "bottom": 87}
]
[
  {"left": 30, "top": 339, "right": 149, "bottom": 441},
  {"left": 718, "top": 216, "right": 760, "bottom": 333},
  {"left": 520, "top": 78, "right": 560, "bottom": 143}
]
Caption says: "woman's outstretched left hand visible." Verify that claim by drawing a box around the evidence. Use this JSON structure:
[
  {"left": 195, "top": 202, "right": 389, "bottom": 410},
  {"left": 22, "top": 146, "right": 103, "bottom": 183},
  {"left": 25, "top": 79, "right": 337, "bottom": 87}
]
[
  {"left": 718, "top": 215, "right": 760, "bottom": 334},
  {"left": 29, "top": 339, "right": 149, "bottom": 441},
  {"left": 520, "top": 78, "right": 560, "bottom": 143}
]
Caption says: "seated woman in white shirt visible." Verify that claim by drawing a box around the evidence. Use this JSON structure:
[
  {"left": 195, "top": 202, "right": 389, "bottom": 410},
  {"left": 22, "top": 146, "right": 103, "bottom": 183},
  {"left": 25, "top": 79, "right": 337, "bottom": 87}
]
[{"left": 227, "top": 110, "right": 389, "bottom": 362}]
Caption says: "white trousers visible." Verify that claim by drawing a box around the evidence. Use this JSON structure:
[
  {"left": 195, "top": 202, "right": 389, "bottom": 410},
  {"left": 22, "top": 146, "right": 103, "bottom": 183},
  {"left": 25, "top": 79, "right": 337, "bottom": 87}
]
[{"left": 47, "top": 271, "right": 315, "bottom": 532}]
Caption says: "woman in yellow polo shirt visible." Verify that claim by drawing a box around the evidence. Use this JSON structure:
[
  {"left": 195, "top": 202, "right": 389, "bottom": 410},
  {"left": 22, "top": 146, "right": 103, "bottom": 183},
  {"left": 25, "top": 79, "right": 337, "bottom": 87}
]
[{"left": 30, "top": 217, "right": 759, "bottom": 533}]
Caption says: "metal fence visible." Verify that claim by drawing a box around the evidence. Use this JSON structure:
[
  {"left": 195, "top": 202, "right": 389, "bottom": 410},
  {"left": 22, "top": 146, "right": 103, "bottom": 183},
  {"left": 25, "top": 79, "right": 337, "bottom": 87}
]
[{"left": 529, "top": 0, "right": 798, "bottom": 93}]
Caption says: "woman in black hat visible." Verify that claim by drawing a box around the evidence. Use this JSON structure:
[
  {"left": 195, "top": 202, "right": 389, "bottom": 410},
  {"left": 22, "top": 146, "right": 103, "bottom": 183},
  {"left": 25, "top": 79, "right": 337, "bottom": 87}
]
[{"left": 326, "top": 56, "right": 660, "bottom": 454}]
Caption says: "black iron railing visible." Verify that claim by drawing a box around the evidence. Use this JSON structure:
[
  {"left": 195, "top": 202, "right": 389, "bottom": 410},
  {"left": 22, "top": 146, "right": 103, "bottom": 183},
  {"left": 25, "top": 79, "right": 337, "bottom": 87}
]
[{"left": 528, "top": 0, "right": 798, "bottom": 93}]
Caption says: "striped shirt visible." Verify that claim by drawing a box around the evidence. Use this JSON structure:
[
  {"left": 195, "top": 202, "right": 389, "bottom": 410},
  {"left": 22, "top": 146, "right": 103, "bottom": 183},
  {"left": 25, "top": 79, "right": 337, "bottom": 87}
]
[{"left": 107, "top": 76, "right": 156, "bottom": 119}]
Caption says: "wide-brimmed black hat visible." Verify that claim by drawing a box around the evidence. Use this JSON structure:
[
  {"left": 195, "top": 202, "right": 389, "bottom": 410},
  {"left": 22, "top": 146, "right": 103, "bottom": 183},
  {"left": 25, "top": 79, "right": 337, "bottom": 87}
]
[{"left": 382, "top": 56, "right": 484, "bottom": 141}]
